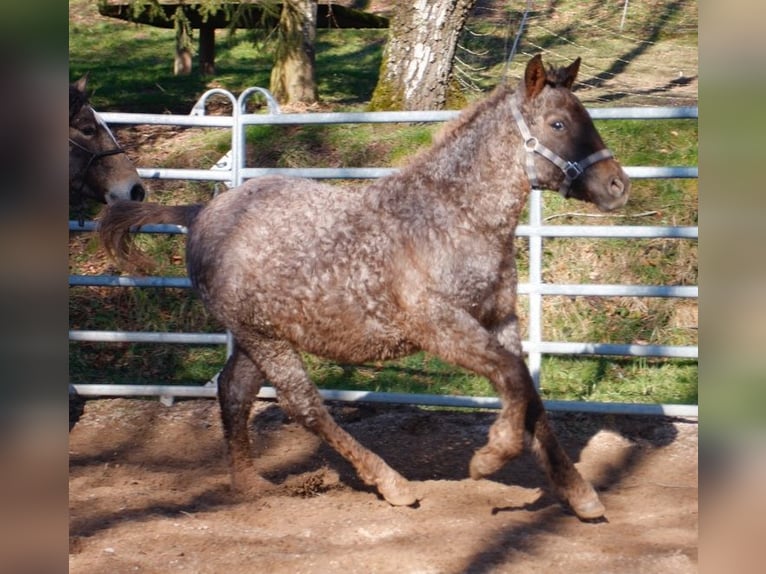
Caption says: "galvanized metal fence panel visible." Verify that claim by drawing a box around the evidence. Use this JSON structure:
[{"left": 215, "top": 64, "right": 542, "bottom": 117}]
[{"left": 70, "top": 90, "right": 698, "bottom": 417}]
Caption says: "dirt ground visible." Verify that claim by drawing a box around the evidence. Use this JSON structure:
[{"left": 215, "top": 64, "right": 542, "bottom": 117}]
[{"left": 69, "top": 398, "right": 697, "bottom": 573}]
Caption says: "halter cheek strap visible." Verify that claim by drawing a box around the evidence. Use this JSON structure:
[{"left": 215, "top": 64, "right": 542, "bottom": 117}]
[
  {"left": 69, "top": 138, "right": 126, "bottom": 190},
  {"left": 69, "top": 138, "right": 127, "bottom": 225},
  {"left": 510, "top": 98, "right": 614, "bottom": 198},
  {"left": 68, "top": 138, "right": 126, "bottom": 163}
]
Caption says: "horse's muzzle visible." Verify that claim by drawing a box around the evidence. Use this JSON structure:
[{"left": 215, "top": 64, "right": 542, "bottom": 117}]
[{"left": 596, "top": 170, "right": 630, "bottom": 211}]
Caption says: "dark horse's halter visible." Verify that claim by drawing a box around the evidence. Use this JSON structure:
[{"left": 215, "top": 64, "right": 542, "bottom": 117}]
[
  {"left": 69, "top": 135, "right": 128, "bottom": 225},
  {"left": 510, "top": 97, "right": 614, "bottom": 198},
  {"left": 68, "top": 136, "right": 127, "bottom": 195}
]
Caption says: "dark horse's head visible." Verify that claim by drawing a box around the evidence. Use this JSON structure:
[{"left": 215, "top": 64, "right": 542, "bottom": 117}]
[
  {"left": 514, "top": 55, "right": 629, "bottom": 211},
  {"left": 69, "top": 76, "right": 145, "bottom": 208}
]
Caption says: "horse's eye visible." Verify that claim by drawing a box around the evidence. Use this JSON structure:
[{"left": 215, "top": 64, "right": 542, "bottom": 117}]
[
  {"left": 81, "top": 125, "right": 97, "bottom": 137},
  {"left": 550, "top": 120, "right": 566, "bottom": 131}
]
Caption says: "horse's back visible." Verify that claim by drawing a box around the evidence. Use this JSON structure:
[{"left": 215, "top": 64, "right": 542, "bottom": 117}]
[{"left": 190, "top": 175, "right": 369, "bottom": 272}]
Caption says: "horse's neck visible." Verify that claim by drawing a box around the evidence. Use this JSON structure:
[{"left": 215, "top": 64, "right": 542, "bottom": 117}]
[{"left": 389, "top": 90, "right": 530, "bottom": 234}]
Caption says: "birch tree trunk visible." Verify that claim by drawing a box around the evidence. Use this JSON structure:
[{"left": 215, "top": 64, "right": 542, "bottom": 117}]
[
  {"left": 370, "top": 0, "right": 477, "bottom": 110},
  {"left": 269, "top": 0, "right": 318, "bottom": 105}
]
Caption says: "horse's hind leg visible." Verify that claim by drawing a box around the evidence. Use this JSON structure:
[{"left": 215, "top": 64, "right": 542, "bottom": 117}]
[
  {"left": 218, "top": 344, "right": 274, "bottom": 495},
  {"left": 241, "top": 337, "right": 418, "bottom": 507}
]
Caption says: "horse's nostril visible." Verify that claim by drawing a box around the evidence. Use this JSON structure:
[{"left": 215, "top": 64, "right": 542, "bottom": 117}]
[
  {"left": 131, "top": 184, "right": 146, "bottom": 202},
  {"left": 610, "top": 177, "right": 625, "bottom": 197}
]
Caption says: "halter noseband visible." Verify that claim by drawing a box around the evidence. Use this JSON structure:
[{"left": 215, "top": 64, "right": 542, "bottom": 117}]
[{"left": 510, "top": 96, "right": 613, "bottom": 198}]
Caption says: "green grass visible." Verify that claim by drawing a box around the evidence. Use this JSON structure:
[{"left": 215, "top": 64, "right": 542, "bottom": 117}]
[
  {"left": 69, "top": 0, "right": 697, "bottom": 406},
  {"left": 303, "top": 353, "right": 494, "bottom": 398},
  {"left": 70, "top": 342, "right": 227, "bottom": 385},
  {"left": 540, "top": 356, "right": 698, "bottom": 404}
]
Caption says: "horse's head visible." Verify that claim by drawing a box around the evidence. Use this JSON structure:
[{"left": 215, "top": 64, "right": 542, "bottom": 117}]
[
  {"left": 512, "top": 55, "right": 629, "bottom": 211},
  {"left": 69, "top": 76, "right": 145, "bottom": 206}
]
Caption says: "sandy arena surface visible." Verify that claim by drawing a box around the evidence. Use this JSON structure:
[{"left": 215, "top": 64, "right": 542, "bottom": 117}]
[{"left": 69, "top": 398, "right": 697, "bottom": 573}]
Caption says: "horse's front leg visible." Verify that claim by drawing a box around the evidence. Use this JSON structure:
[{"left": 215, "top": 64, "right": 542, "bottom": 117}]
[
  {"left": 409, "top": 307, "right": 534, "bottom": 477},
  {"left": 491, "top": 315, "right": 605, "bottom": 520}
]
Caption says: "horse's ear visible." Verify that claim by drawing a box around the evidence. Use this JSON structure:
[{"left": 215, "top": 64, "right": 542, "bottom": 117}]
[
  {"left": 524, "top": 54, "right": 547, "bottom": 100},
  {"left": 561, "top": 57, "right": 581, "bottom": 90},
  {"left": 74, "top": 74, "right": 88, "bottom": 94}
]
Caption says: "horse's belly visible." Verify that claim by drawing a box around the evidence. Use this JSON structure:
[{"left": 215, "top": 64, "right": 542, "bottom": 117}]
[
  {"left": 288, "top": 321, "right": 418, "bottom": 364},
  {"left": 199, "top": 259, "right": 414, "bottom": 363},
  {"left": 245, "top": 301, "right": 416, "bottom": 363}
]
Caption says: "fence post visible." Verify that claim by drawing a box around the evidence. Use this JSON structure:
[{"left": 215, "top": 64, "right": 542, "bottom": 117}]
[{"left": 527, "top": 188, "right": 543, "bottom": 389}]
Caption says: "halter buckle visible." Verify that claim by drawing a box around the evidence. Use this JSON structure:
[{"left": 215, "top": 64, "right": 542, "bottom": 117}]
[{"left": 564, "top": 161, "right": 584, "bottom": 180}]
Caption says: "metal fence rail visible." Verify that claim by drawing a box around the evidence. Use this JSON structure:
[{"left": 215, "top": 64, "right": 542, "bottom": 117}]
[{"left": 70, "top": 90, "right": 698, "bottom": 417}]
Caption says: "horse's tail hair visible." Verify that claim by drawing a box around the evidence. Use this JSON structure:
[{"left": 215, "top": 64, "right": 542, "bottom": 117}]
[{"left": 98, "top": 200, "right": 204, "bottom": 273}]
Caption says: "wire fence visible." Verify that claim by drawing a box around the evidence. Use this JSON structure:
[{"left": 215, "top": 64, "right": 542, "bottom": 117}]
[{"left": 458, "top": 0, "right": 698, "bottom": 108}]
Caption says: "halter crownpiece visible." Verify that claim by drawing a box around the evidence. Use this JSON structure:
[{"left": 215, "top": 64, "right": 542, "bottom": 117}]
[{"left": 510, "top": 97, "right": 614, "bottom": 198}]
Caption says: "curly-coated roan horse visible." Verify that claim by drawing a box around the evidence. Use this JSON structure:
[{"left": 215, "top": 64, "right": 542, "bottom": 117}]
[
  {"left": 99, "top": 55, "right": 629, "bottom": 520},
  {"left": 69, "top": 75, "right": 145, "bottom": 213}
]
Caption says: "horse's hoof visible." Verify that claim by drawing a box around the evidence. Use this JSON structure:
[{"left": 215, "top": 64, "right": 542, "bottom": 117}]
[
  {"left": 569, "top": 491, "right": 606, "bottom": 521},
  {"left": 469, "top": 447, "right": 506, "bottom": 480},
  {"left": 377, "top": 477, "right": 420, "bottom": 507}
]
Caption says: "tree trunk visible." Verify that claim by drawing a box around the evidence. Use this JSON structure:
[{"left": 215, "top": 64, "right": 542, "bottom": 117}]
[
  {"left": 198, "top": 24, "right": 216, "bottom": 76},
  {"left": 173, "top": 9, "right": 193, "bottom": 76},
  {"left": 370, "top": 0, "right": 477, "bottom": 111},
  {"left": 269, "top": 0, "right": 318, "bottom": 105}
]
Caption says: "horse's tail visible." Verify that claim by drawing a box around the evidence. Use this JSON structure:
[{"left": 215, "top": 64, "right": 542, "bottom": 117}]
[{"left": 98, "top": 200, "right": 204, "bottom": 272}]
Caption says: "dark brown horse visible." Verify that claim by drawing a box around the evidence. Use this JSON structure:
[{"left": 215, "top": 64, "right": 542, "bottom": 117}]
[
  {"left": 99, "top": 55, "right": 629, "bottom": 520},
  {"left": 69, "top": 76, "right": 145, "bottom": 216}
]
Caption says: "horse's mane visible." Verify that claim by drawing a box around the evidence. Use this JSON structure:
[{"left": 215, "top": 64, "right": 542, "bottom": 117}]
[
  {"left": 543, "top": 64, "right": 575, "bottom": 88},
  {"left": 429, "top": 83, "right": 514, "bottom": 151},
  {"left": 429, "top": 61, "right": 574, "bottom": 152}
]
